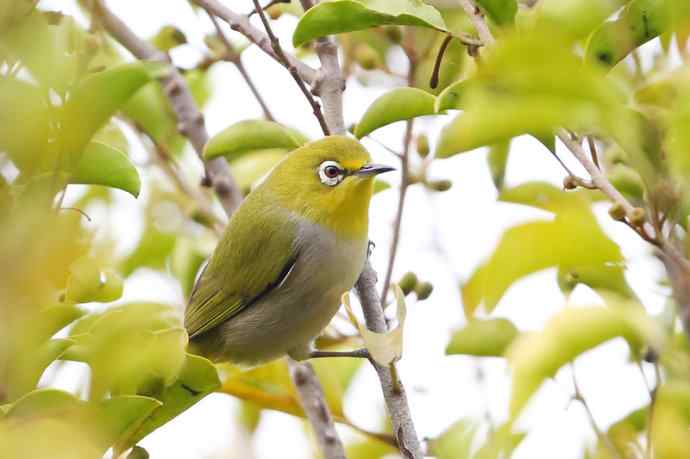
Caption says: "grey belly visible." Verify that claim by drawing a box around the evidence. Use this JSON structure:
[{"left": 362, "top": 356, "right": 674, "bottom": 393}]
[{"left": 194, "top": 223, "right": 367, "bottom": 366}]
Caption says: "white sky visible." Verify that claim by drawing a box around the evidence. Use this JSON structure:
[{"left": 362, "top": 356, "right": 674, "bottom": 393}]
[{"left": 39, "top": 1, "right": 671, "bottom": 458}]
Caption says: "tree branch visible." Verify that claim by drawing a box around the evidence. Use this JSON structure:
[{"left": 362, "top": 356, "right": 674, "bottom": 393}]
[
  {"left": 356, "top": 262, "right": 423, "bottom": 458},
  {"left": 458, "top": 0, "right": 495, "bottom": 46},
  {"left": 192, "top": 0, "right": 317, "bottom": 84},
  {"left": 287, "top": 359, "right": 346, "bottom": 459},
  {"left": 93, "top": 0, "right": 242, "bottom": 215},
  {"left": 296, "top": 1, "right": 422, "bottom": 456},
  {"left": 251, "top": 0, "right": 330, "bottom": 135}
]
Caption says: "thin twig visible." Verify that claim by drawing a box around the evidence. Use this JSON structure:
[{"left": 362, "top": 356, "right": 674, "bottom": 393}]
[
  {"left": 381, "top": 54, "right": 417, "bottom": 305},
  {"left": 458, "top": 0, "right": 495, "bottom": 46},
  {"left": 207, "top": 12, "right": 275, "bottom": 121},
  {"left": 251, "top": 0, "right": 330, "bottom": 135},
  {"left": 587, "top": 136, "right": 600, "bottom": 169},
  {"left": 92, "top": 0, "right": 242, "bottom": 216},
  {"left": 287, "top": 359, "right": 346, "bottom": 459},
  {"left": 570, "top": 365, "right": 622, "bottom": 459},
  {"left": 193, "top": 0, "right": 317, "bottom": 84}
]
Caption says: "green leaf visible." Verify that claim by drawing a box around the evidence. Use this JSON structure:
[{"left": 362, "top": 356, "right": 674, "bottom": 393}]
[
  {"left": 65, "top": 255, "right": 124, "bottom": 304},
  {"left": 434, "top": 31, "right": 634, "bottom": 158},
  {"left": 506, "top": 306, "right": 660, "bottom": 418},
  {"left": 149, "top": 25, "right": 187, "bottom": 52},
  {"left": 312, "top": 358, "right": 364, "bottom": 418},
  {"left": 293, "top": 0, "right": 447, "bottom": 48},
  {"left": 2, "top": 389, "right": 161, "bottom": 455},
  {"left": 203, "top": 120, "right": 307, "bottom": 161},
  {"left": 66, "top": 303, "right": 187, "bottom": 397},
  {"left": 428, "top": 419, "right": 478, "bottom": 459},
  {"left": 6, "top": 339, "right": 74, "bottom": 401},
  {"left": 230, "top": 149, "right": 287, "bottom": 193},
  {"left": 557, "top": 264, "right": 637, "bottom": 300},
  {"left": 435, "top": 79, "right": 474, "bottom": 112},
  {"left": 0, "top": 77, "right": 50, "bottom": 173},
  {"left": 63, "top": 62, "right": 168, "bottom": 156},
  {"left": 446, "top": 318, "right": 519, "bottom": 357},
  {"left": 70, "top": 142, "right": 141, "bottom": 197},
  {"left": 462, "top": 183, "right": 622, "bottom": 316},
  {"left": 474, "top": 423, "right": 526, "bottom": 459},
  {"left": 115, "top": 353, "right": 220, "bottom": 452},
  {"left": 487, "top": 140, "right": 510, "bottom": 190},
  {"left": 354, "top": 87, "right": 437, "bottom": 138},
  {"left": 0, "top": 0, "right": 37, "bottom": 29},
  {"left": 585, "top": 0, "right": 673, "bottom": 67},
  {"left": 475, "top": 0, "right": 518, "bottom": 25}
]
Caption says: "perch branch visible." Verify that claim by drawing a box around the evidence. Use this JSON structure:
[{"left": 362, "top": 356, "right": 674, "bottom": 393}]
[
  {"left": 287, "top": 359, "right": 346, "bottom": 459},
  {"left": 458, "top": 0, "right": 495, "bottom": 46},
  {"left": 295, "top": 0, "right": 423, "bottom": 456},
  {"left": 192, "top": 0, "right": 317, "bottom": 84},
  {"left": 93, "top": 0, "right": 242, "bottom": 215},
  {"left": 356, "top": 262, "right": 423, "bottom": 458}
]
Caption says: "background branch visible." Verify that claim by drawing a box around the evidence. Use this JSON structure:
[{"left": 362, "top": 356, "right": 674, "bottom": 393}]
[
  {"left": 193, "top": 0, "right": 317, "bottom": 84},
  {"left": 93, "top": 0, "right": 242, "bottom": 215}
]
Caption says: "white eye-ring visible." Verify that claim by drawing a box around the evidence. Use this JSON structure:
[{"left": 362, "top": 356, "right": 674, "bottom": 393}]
[{"left": 318, "top": 160, "right": 344, "bottom": 186}]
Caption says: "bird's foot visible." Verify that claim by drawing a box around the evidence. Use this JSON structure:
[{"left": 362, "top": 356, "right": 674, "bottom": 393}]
[{"left": 309, "top": 348, "right": 370, "bottom": 359}]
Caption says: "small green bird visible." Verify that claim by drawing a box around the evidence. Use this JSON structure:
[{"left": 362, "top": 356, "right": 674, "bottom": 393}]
[{"left": 185, "top": 136, "right": 393, "bottom": 365}]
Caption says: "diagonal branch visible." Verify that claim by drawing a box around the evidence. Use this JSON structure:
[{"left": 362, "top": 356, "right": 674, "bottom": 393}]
[
  {"left": 251, "top": 0, "right": 330, "bottom": 135},
  {"left": 192, "top": 0, "right": 317, "bottom": 84},
  {"left": 92, "top": 0, "right": 242, "bottom": 215}
]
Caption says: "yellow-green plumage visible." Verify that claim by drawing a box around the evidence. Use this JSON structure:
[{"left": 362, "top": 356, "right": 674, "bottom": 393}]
[{"left": 185, "top": 136, "right": 391, "bottom": 365}]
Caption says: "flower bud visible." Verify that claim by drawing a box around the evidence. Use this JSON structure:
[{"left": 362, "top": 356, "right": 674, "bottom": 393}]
[
  {"left": 354, "top": 44, "right": 379, "bottom": 70},
  {"left": 628, "top": 207, "right": 646, "bottom": 226},
  {"left": 608, "top": 203, "right": 626, "bottom": 221},
  {"left": 563, "top": 175, "right": 578, "bottom": 190},
  {"left": 416, "top": 134, "right": 430, "bottom": 158},
  {"left": 398, "top": 272, "right": 418, "bottom": 295},
  {"left": 427, "top": 179, "right": 452, "bottom": 192},
  {"left": 415, "top": 281, "right": 433, "bottom": 300}
]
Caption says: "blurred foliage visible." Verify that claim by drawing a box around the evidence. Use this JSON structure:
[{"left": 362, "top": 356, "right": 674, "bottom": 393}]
[{"left": 2, "top": 0, "right": 690, "bottom": 458}]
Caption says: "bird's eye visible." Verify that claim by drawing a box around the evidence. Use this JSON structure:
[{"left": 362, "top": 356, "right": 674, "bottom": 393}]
[{"left": 318, "top": 161, "right": 344, "bottom": 186}]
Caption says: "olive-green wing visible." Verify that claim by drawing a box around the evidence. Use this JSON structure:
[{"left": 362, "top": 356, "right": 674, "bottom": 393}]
[{"left": 184, "top": 204, "right": 299, "bottom": 339}]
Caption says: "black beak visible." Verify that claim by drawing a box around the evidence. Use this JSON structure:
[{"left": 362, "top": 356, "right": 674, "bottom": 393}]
[{"left": 353, "top": 163, "right": 396, "bottom": 177}]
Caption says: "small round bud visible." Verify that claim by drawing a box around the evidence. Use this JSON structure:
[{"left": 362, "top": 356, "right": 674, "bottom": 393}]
[
  {"left": 427, "top": 179, "right": 452, "bottom": 192},
  {"left": 384, "top": 26, "right": 403, "bottom": 43},
  {"left": 127, "top": 446, "right": 150, "bottom": 459},
  {"left": 267, "top": 6, "right": 282, "bottom": 20},
  {"left": 628, "top": 207, "right": 646, "bottom": 226},
  {"left": 416, "top": 134, "right": 429, "bottom": 158},
  {"left": 415, "top": 281, "right": 433, "bottom": 300},
  {"left": 608, "top": 203, "right": 626, "bottom": 221},
  {"left": 354, "top": 44, "right": 379, "bottom": 70},
  {"left": 563, "top": 175, "right": 578, "bottom": 190},
  {"left": 398, "top": 272, "right": 418, "bottom": 295}
]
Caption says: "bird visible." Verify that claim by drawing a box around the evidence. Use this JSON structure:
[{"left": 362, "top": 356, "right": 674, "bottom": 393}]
[{"left": 185, "top": 135, "right": 394, "bottom": 366}]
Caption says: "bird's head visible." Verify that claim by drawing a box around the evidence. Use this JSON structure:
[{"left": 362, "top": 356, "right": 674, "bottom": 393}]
[{"left": 265, "top": 135, "right": 393, "bottom": 239}]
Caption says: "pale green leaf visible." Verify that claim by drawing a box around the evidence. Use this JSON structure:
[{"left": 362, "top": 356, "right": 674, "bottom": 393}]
[
  {"left": 428, "top": 419, "right": 478, "bottom": 459},
  {"left": 475, "top": 0, "right": 518, "bottom": 25},
  {"left": 355, "top": 87, "right": 437, "bottom": 138},
  {"left": 462, "top": 183, "right": 622, "bottom": 316},
  {"left": 63, "top": 62, "right": 168, "bottom": 155},
  {"left": 71, "top": 142, "right": 141, "bottom": 197},
  {"left": 507, "top": 306, "right": 661, "bottom": 418},
  {"left": 446, "top": 318, "right": 519, "bottom": 357},
  {"left": 115, "top": 353, "right": 220, "bottom": 452},
  {"left": 293, "top": 0, "right": 447, "bottom": 48},
  {"left": 487, "top": 140, "right": 510, "bottom": 190},
  {"left": 204, "top": 120, "right": 307, "bottom": 161}
]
